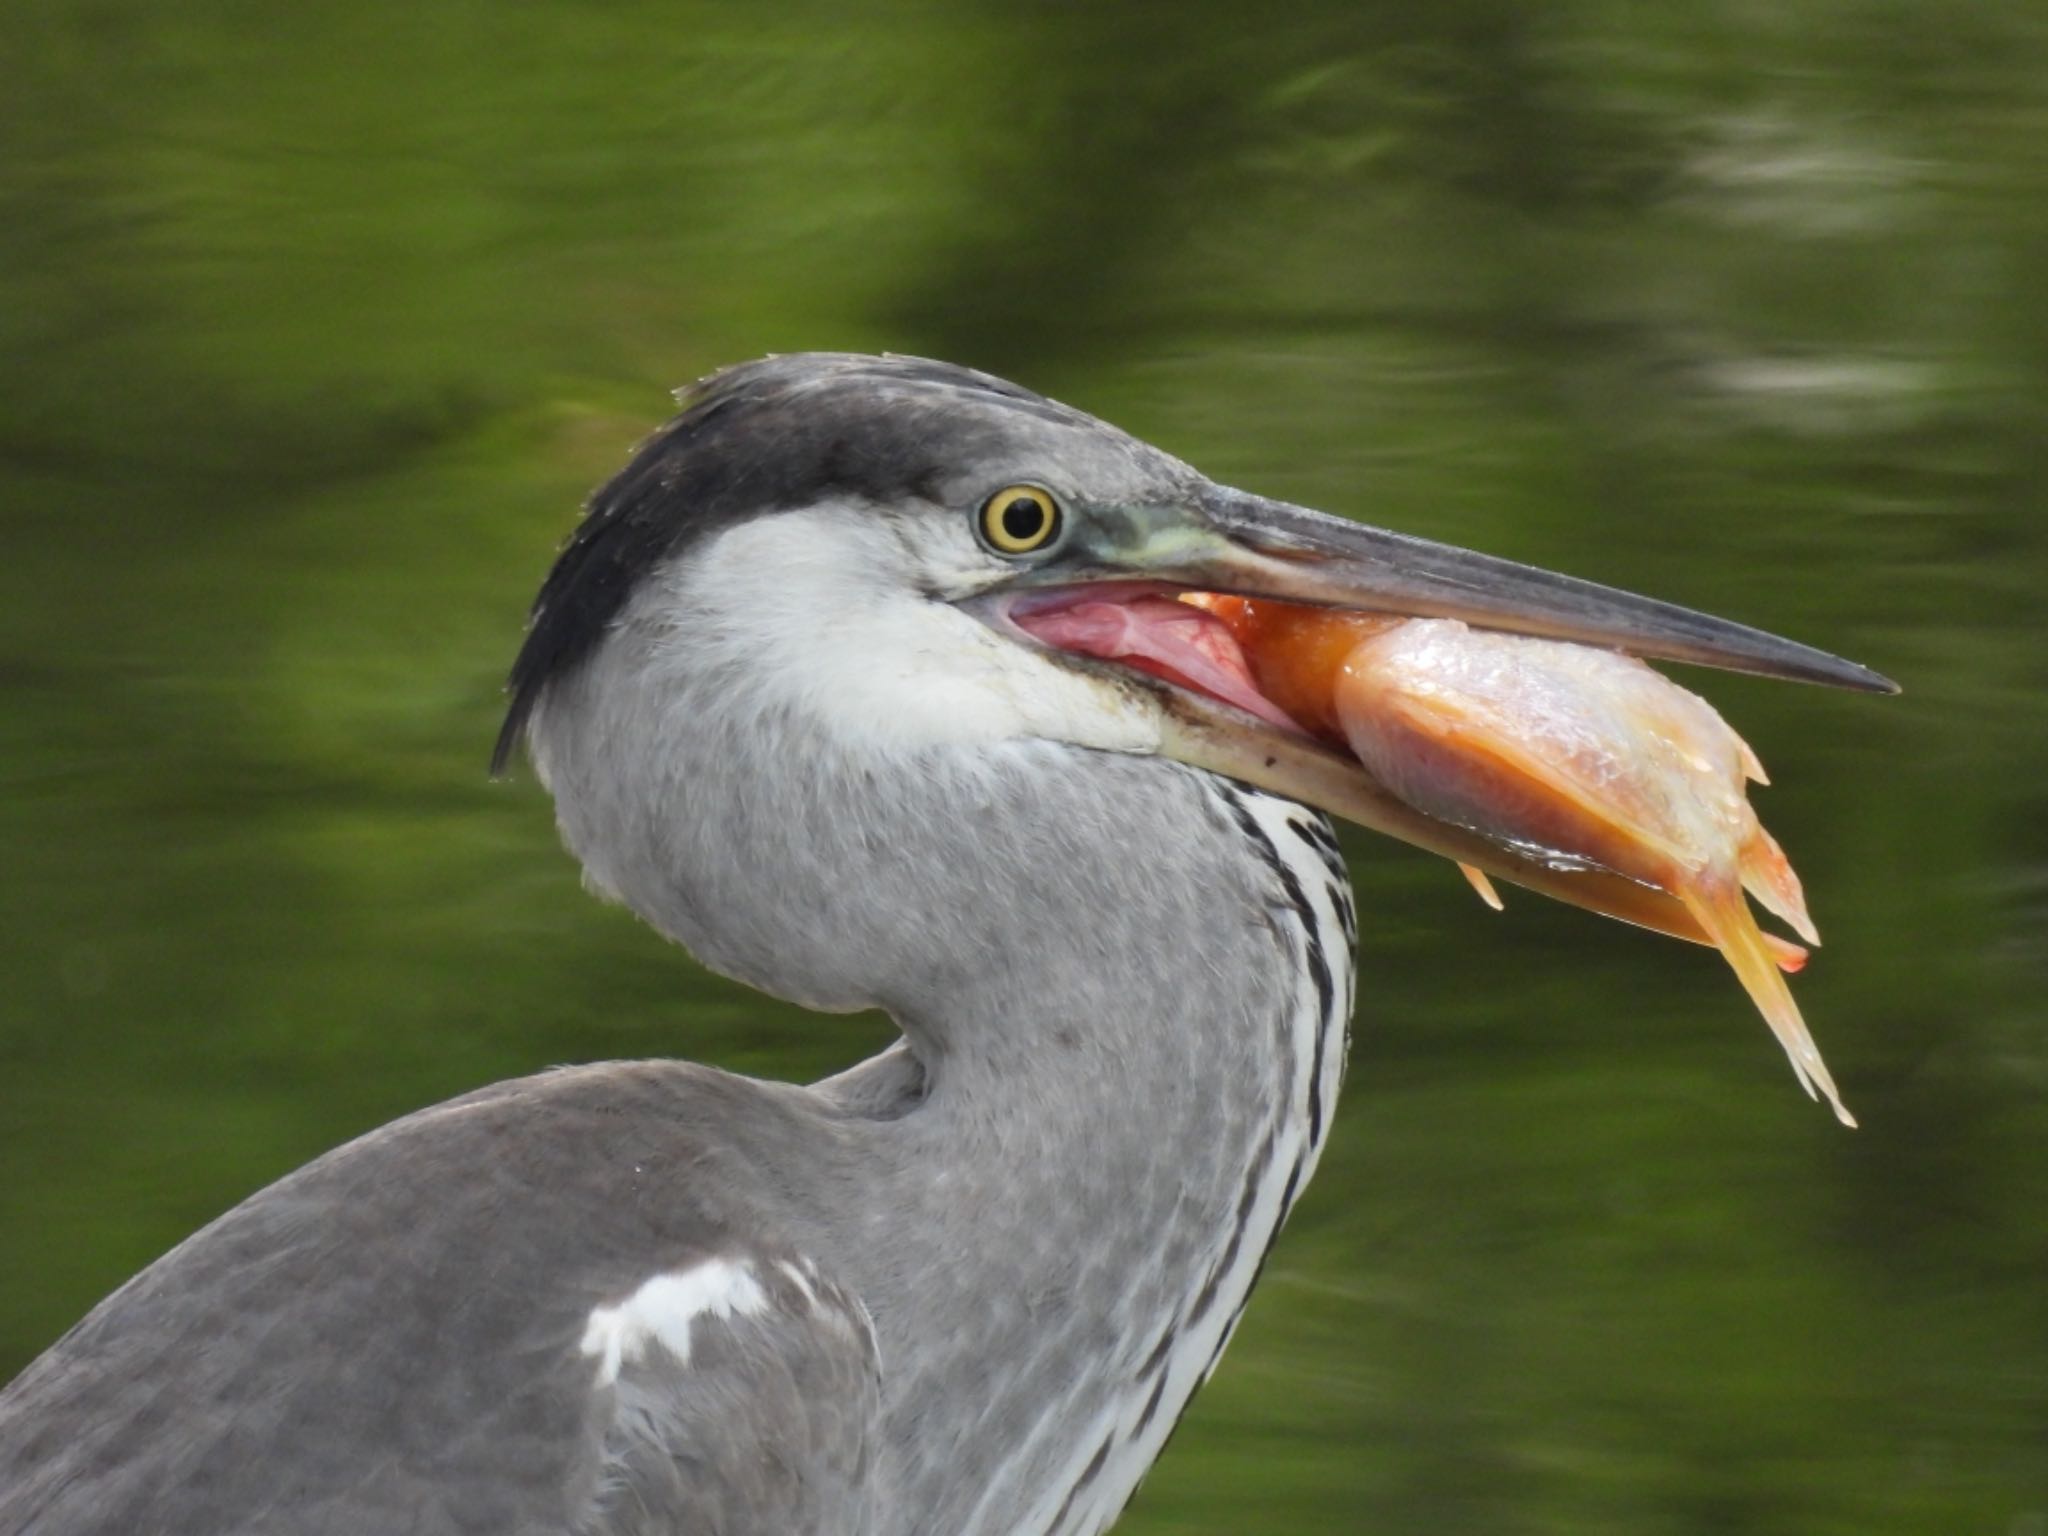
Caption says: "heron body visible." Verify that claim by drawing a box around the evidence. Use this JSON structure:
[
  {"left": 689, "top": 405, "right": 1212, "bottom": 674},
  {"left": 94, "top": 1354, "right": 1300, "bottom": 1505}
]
[
  {"left": 0, "top": 355, "right": 1885, "bottom": 1533},
  {"left": 2, "top": 776, "right": 1349, "bottom": 1535}
]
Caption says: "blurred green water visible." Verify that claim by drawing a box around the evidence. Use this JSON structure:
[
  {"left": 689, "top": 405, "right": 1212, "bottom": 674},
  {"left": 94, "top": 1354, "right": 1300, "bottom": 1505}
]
[{"left": 3, "top": 1, "right": 2046, "bottom": 1529}]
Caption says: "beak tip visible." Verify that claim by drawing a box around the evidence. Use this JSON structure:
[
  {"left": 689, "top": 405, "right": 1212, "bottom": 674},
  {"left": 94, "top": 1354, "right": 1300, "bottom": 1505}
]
[{"left": 1839, "top": 662, "right": 1902, "bottom": 696}]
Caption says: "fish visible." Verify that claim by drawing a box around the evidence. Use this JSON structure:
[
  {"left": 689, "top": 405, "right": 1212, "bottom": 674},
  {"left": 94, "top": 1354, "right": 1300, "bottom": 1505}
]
[{"left": 1193, "top": 595, "right": 1852, "bottom": 1126}]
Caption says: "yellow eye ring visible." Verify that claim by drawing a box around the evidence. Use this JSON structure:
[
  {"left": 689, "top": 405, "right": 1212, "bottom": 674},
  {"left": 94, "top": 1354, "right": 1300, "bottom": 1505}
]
[{"left": 979, "top": 485, "right": 1063, "bottom": 556}]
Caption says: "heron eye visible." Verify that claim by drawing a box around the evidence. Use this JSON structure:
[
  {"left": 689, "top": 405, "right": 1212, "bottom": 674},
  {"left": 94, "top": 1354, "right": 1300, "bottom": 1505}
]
[{"left": 979, "top": 485, "right": 1063, "bottom": 556}]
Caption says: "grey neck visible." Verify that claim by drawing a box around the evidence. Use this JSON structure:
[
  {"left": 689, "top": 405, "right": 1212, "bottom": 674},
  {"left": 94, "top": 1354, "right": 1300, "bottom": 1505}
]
[
  {"left": 812, "top": 755, "right": 1338, "bottom": 1536},
  {"left": 528, "top": 605, "right": 1307, "bottom": 1092},
  {"left": 528, "top": 608, "right": 1351, "bottom": 1536}
]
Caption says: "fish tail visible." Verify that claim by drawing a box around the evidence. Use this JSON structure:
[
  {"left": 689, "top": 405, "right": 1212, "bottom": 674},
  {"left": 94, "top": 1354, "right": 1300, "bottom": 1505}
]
[
  {"left": 1739, "top": 825, "right": 1819, "bottom": 947},
  {"left": 1680, "top": 884, "right": 1855, "bottom": 1128}
]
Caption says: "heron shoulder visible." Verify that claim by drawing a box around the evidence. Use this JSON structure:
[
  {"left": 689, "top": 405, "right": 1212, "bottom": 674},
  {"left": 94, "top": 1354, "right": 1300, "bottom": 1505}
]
[{"left": 0, "top": 1060, "right": 887, "bottom": 1535}]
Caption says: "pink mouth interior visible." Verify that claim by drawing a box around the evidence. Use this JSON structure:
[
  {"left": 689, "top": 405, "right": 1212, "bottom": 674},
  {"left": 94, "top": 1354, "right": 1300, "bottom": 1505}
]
[{"left": 1009, "top": 588, "right": 1302, "bottom": 732}]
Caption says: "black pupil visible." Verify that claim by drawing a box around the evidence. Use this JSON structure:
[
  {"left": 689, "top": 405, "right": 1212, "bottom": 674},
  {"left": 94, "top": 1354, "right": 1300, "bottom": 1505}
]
[{"left": 1000, "top": 496, "right": 1048, "bottom": 544}]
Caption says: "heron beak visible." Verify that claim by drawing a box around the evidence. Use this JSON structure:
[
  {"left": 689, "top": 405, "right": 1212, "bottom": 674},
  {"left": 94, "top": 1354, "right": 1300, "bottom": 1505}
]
[
  {"left": 1161, "top": 486, "right": 1897, "bottom": 694},
  {"left": 1002, "top": 484, "right": 1895, "bottom": 949}
]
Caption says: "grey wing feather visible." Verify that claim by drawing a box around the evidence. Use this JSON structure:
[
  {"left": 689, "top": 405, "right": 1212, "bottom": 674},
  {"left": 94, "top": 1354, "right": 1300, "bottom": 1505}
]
[
  {"left": 575, "top": 1257, "right": 884, "bottom": 1535},
  {"left": 0, "top": 1064, "right": 885, "bottom": 1536}
]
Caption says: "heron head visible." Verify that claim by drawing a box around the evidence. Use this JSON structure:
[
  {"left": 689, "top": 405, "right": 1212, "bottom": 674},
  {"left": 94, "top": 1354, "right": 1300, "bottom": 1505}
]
[
  {"left": 496, "top": 354, "right": 1890, "bottom": 998},
  {"left": 499, "top": 350, "right": 1885, "bottom": 749}
]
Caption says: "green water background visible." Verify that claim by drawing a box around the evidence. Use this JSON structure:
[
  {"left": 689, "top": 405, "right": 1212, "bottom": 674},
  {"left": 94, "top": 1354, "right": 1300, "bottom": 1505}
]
[{"left": 4, "top": 2, "right": 2045, "bottom": 1529}]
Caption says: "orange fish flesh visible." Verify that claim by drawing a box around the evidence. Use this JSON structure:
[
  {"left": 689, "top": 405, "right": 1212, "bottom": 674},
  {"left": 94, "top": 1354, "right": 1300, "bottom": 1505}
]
[{"left": 1195, "top": 594, "right": 1851, "bottom": 1126}]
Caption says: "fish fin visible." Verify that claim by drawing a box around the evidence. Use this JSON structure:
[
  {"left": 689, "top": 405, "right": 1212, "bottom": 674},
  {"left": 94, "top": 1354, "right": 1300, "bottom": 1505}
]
[
  {"left": 1763, "top": 934, "right": 1809, "bottom": 974},
  {"left": 1735, "top": 731, "right": 1770, "bottom": 785},
  {"left": 1458, "top": 863, "right": 1505, "bottom": 911},
  {"left": 1679, "top": 884, "right": 1854, "bottom": 1127},
  {"left": 1739, "top": 825, "right": 1819, "bottom": 946}
]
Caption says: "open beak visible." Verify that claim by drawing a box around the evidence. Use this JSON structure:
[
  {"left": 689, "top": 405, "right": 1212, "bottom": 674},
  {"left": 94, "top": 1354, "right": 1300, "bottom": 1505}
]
[{"left": 998, "top": 485, "right": 1895, "bottom": 948}]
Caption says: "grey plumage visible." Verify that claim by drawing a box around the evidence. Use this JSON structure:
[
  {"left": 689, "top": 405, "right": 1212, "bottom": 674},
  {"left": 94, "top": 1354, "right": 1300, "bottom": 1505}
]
[
  {"left": 0, "top": 351, "right": 1876, "bottom": 1534},
  {"left": 2, "top": 759, "right": 1349, "bottom": 1534}
]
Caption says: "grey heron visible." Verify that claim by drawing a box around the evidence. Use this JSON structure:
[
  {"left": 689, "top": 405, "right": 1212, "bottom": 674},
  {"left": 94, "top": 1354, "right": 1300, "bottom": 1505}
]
[{"left": 0, "top": 354, "right": 1891, "bottom": 1534}]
